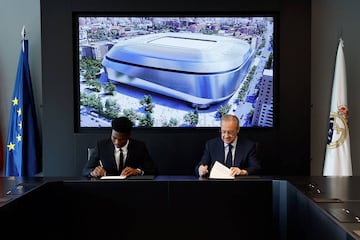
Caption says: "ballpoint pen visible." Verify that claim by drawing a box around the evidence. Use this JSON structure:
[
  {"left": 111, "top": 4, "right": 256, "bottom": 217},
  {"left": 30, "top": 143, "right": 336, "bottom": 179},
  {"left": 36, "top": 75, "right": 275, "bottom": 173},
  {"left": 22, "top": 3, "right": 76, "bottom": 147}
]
[{"left": 99, "top": 160, "right": 106, "bottom": 176}]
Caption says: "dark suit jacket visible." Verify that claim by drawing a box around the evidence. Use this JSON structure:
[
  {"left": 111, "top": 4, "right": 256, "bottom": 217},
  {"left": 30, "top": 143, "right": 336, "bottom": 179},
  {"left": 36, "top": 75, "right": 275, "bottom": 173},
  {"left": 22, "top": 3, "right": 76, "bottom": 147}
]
[
  {"left": 82, "top": 138, "right": 157, "bottom": 177},
  {"left": 195, "top": 136, "right": 260, "bottom": 176}
]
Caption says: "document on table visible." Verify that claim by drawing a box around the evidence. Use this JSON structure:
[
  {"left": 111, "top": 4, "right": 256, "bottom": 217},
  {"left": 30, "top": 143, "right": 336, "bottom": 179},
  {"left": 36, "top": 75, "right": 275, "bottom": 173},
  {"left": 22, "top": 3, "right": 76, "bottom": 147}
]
[
  {"left": 209, "top": 161, "right": 235, "bottom": 179},
  {"left": 100, "top": 175, "right": 127, "bottom": 180}
]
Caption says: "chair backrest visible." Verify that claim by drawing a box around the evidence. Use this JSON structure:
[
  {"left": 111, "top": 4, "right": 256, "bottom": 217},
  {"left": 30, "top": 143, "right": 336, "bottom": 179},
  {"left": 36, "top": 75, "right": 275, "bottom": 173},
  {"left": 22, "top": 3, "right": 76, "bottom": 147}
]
[{"left": 87, "top": 147, "right": 96, "bottom": 161}]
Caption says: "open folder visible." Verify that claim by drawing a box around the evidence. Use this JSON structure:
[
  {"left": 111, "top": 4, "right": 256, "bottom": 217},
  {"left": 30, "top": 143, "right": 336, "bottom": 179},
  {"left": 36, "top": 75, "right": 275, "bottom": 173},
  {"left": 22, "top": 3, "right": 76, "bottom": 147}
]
[
  {"left": 100, "top": 175, "right": 155, "bottom": 180},
  {"left": 209, "top": 161, "right": 235, "bottom": 179},
  {"left": 100, "top": 175, "right": 127, "bottom": 180}
]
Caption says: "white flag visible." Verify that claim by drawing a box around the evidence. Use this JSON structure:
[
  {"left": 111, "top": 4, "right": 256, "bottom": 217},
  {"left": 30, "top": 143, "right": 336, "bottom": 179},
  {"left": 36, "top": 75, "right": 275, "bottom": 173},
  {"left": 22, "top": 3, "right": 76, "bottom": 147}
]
[{"left": 323, "top": 38, "right": 352, "bottom": 176}]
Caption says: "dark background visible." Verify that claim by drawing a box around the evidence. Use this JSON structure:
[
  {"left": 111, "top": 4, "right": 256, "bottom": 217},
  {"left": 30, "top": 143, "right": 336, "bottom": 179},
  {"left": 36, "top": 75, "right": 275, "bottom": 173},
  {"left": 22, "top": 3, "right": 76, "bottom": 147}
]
[{"left": 40, "top": 0, "right": 310, "bottom": 176}]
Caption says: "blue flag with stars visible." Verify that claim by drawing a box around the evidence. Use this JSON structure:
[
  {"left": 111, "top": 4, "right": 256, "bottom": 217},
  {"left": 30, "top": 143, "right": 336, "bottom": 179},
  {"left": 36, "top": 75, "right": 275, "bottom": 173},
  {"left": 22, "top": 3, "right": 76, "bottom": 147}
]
[{"left": 5, "top": 39, "right": 42, "bottom": 176}]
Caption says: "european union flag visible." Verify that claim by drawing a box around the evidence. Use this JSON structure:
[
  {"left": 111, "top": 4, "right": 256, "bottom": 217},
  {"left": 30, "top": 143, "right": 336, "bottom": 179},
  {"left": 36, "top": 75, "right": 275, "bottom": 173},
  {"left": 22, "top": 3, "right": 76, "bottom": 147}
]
[{"left": 5, "top": 39, "right": 42, "bottom": 176}]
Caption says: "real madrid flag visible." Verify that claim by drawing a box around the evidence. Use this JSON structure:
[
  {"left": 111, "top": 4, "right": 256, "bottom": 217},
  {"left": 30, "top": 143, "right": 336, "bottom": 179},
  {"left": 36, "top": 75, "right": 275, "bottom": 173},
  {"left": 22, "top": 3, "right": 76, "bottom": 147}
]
[{"left": 323, "top": 38, "right": 352, "bottom": 176}]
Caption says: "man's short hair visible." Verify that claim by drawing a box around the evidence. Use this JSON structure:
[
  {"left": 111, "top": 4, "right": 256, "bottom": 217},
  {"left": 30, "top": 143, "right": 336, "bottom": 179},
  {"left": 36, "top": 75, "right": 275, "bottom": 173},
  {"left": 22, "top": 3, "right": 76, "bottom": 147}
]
[
  {"left": 221, "top": 114, "right": 240, "bottom": 126},
  {"left": 111, "top": 117, "right": 133, "bottom": 133}
]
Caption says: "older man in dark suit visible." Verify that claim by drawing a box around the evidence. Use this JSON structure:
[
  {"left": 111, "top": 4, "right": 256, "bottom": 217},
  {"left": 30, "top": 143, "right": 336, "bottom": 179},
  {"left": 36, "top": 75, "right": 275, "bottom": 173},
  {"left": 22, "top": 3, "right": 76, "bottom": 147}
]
[{"left": 196, "top": 114, "right": 260, "bottom": 177}]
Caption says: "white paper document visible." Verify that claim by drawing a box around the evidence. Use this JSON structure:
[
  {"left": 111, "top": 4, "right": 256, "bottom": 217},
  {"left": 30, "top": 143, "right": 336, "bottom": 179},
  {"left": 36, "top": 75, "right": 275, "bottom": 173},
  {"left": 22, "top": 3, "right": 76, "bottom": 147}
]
[
  {"left": 100, "top": 175, "right": 127, "bottom": 180},
  {"left": 209, "top": 161, "right": 235, "bottom": 179}
]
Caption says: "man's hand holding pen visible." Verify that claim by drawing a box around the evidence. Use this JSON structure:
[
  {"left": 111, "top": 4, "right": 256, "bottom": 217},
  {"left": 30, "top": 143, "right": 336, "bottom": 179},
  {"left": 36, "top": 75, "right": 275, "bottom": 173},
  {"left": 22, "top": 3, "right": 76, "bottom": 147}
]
[
  {"left": 90, "top": 160, "right": 106, "bottom": 177},
  {"left": 198, "top": 165, "right": 209, "bottom": 177}
]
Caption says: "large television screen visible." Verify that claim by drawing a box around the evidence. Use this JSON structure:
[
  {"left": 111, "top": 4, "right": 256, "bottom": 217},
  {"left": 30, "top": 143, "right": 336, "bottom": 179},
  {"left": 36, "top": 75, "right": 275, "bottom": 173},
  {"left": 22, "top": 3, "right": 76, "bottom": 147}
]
[{"left": 75, "top": 14, "right": 276, "bottom": 129}]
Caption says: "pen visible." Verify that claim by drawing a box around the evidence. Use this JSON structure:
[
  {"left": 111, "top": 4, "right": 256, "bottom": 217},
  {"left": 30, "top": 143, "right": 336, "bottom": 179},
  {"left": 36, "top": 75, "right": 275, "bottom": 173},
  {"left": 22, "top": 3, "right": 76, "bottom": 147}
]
[{"left": 99, "top": 160, "right": 106, "bottom": 177}]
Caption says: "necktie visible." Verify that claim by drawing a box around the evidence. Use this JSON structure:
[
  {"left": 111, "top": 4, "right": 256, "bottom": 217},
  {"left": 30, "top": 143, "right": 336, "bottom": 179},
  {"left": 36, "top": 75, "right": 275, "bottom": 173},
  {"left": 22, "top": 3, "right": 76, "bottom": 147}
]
[
  {"left": 115, "top": 148, "right": 124, "bottom": 173},
  {"left": 226, "top": 144, "right": 233, "bottom": 168},
  {"left": 118, "top": 149, "right": 124, "bottom": 173}
]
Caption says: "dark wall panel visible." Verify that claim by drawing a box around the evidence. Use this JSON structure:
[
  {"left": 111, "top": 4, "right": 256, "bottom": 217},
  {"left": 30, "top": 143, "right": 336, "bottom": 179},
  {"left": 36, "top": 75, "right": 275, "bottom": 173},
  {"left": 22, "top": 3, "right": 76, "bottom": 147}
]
[{"left": 40, "top": 0, "right": 310, "bottom": 176}]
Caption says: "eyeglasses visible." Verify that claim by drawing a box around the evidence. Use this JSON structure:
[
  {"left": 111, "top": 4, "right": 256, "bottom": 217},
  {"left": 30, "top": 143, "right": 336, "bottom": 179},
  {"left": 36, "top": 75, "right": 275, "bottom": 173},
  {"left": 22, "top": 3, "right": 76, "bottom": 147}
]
[{"left": 219, "top": 130, "right": 237, "bottom": 136}]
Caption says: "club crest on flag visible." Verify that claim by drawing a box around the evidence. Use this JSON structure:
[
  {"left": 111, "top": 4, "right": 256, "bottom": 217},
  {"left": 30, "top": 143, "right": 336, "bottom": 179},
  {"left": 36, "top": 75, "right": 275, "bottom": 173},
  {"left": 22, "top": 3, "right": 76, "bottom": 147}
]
[
  {"left": 327, "top": 105, "right": 349, "bottom": 149},
  {"left": 323, "top": 38, "right": 352, "bottom": 176}
]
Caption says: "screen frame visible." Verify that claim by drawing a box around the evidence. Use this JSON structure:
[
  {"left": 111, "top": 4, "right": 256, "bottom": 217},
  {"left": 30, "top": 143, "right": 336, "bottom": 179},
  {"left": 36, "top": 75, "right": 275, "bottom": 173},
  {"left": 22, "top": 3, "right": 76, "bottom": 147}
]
[{"left": 73, "top": 11, "right": 279, "bottom": 133}]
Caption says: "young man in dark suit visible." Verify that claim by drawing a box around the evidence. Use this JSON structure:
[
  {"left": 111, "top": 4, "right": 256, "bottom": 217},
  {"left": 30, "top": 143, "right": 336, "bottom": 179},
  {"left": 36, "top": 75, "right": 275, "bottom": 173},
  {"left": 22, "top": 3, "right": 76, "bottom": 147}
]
[
  {"left": 196, "top": 114, "right": 260, "bottom": 177},
  {"left": 82, "top": 116, "right": 157, "bottom": 178}
]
